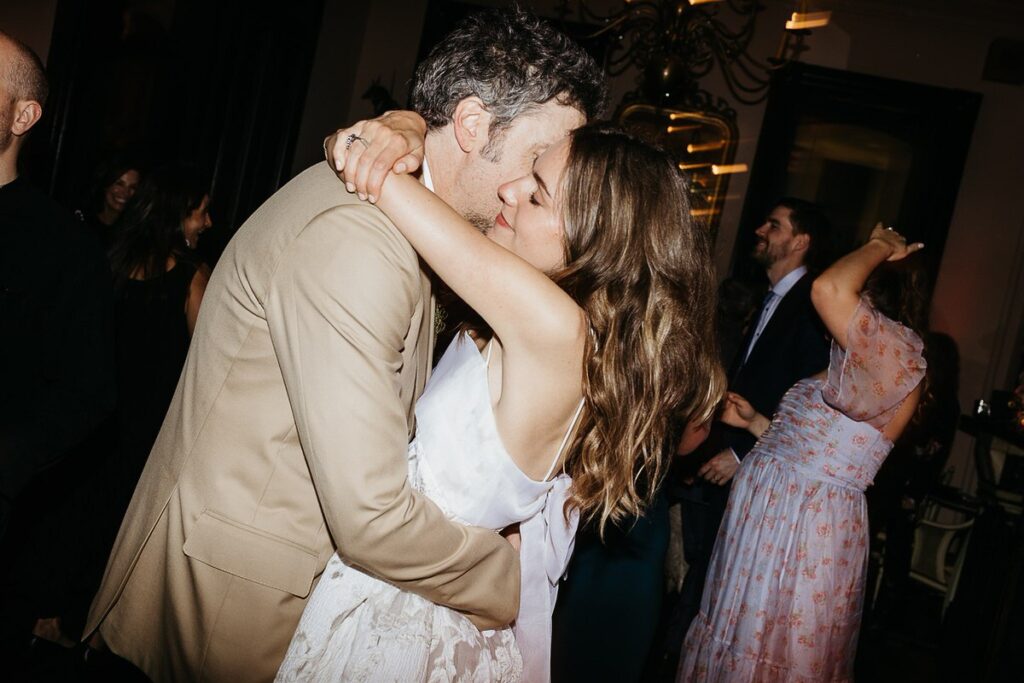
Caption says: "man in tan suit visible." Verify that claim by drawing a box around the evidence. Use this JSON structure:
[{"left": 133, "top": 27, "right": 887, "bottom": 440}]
[{"left": 85, "top": 9, "right": 606, "bottom": 681}]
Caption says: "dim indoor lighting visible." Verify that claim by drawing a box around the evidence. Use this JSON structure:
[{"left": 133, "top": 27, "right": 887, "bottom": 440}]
[
  {"left": 667, "top": 124, "right": 699, "bottom": 134},
  {"left": 786, "top": 11, "right": 831, "bottom": 30},
  {"left": 679, "top": 162, "right": 712, "bottom": 171},
  {"left": 688, "top": 0, "right": 723, "bottom": 5},
  {"left": 691, "top": 207, "right": 721, "bottom": 217},
  {"left": 687, "top": 141, "right": 726, "bottom": 153},
  {"left": 711, "top": 163, "right": 748, "bottom": 175}
]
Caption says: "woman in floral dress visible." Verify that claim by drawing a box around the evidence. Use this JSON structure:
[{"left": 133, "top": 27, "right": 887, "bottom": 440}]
[{"left": 679, "top": 225, "right": 927, "bottom": 682}]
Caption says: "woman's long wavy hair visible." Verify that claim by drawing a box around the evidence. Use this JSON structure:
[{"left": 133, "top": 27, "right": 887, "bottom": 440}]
[
  {"left": 553, "top": 124, "right": 725, "bottom": 534},
  {"left": 108, "top": 164, "right": 206, "bottom": 289}
]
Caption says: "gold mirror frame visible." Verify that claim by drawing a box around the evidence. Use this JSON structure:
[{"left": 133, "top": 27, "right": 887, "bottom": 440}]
[{"left": 616, "top": 103, "right": 740, "bottom": 237}]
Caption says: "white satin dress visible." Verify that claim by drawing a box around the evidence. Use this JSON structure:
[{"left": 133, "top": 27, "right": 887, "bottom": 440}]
[{"left": 276, "top": 333, "right": 581, "bottom": 682}]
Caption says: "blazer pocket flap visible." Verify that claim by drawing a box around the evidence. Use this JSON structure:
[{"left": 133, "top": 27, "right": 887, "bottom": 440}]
[{"left": 183, "top": 510, "right": 318, "bottom": 598}]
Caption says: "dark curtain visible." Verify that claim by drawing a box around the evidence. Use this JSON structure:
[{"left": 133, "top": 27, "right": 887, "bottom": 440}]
[{"left": 26, "top": 0, "right": 326, "bottom": 263}]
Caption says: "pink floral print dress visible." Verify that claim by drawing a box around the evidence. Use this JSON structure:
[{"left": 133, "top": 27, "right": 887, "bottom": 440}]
[{"left": 679, "top": 298, "right": 926, "bottom": 682}]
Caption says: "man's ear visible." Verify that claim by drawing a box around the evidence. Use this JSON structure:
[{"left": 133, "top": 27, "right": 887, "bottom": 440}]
[
  {"left": 451, "top": 97, "right": 490, "bottom": 154},
  {"left": 11, "top": 100, "right": 43, "bottom": 137},
  {"left": 791, "top": 231, "right": 810, "bottom": 255}
]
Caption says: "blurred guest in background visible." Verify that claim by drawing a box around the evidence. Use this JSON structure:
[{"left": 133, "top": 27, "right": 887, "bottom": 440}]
[
  {"left": 680, "top": 226, "right": 927, "bottom": 682},
  {"left": 76, "top": 156, "right": 143, "bottom": 248},
  {"left": 552, "top": 418, "right": 713, "bottom": 683},
  {"left": 0, "top": 29, "right": 116, "bottom": 658},
  {"left": 713, "top": 277, "right": 760, "bottom": 371},
  {"left": 106, "top": 164, "right": 211, "bottom": 514},
  {"left": 664, "top": 198, "right": 833, "bottom": 670},
  {"left": 7, "top": 166, "right": 213, "bottom": 662},
  {"left": 868, "top": 325, "right": 960, "bottom": 611}
]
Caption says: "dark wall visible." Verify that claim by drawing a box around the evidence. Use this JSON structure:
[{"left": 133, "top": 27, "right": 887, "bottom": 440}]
[{"left": 29, "top": 0, "right": 326, "bottom": 263}]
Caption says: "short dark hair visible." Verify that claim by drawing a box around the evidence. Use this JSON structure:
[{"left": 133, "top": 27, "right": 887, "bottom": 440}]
[
  {"left": 411, "top": 7, "right": 607, "bottom": 150},
  {"left": 775, "top": 196, "right": 834, "bottom": 272},
  {"left": 0, "top": 31, "right": 49, "bottom": 105}
]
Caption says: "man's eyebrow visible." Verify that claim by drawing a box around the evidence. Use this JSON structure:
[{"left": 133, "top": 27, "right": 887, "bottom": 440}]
[{"left": 534, "top": 171, "right": 550, "bottom": 198}]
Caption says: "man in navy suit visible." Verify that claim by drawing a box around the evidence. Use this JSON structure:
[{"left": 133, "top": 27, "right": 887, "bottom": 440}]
[
  {"left": 700, "top": 198, "right": 834, "bottom": 484},
  {"left": 666, "top": 198, "right": 834, "bottom": 665}
]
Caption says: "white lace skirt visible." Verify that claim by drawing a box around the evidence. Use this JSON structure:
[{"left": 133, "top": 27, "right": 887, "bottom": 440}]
[{"left": 275, "top": 553, "right": 522, "bottom": 682}]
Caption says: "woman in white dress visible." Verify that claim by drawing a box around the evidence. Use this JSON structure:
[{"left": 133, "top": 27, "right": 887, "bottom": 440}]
[{"left": 276, "top": 123, "right": 724, "bottom": 682}]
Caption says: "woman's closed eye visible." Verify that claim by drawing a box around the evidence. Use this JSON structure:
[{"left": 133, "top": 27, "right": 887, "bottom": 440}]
[{"left": 528, "top": 192, "right": 540, "bottom": 207}]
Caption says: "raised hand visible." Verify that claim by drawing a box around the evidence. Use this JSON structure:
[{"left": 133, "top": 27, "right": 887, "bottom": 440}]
[
  {"left": 323, "top": 110, "right": 427, "bottom": 203},
  {"left": 719, "top": 392, "right": 770, "bottom": 438},
  {"left": 868, "top": 223, "right": 925, "bottom": 262},
  {"left": 720, "top": 392, "right": 757, "bottom": 430}
]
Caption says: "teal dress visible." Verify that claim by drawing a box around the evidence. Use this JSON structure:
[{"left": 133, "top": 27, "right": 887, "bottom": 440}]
[{"left": 551, "top": 490, "right": 669, "bottom": 682}]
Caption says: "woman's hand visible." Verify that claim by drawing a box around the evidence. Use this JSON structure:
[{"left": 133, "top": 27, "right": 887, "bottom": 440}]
[
  {"left": 323, "top": 110, "right": 427, "bottom": 203},
  {"left": 868, "top": 223, "right": 925, "bottom": 262},
  {"left": 720, "top": 392, "right": 755, "bottom": 429},
  {"left": 720, "top": 392, "right": 770, "bottom": 437}
]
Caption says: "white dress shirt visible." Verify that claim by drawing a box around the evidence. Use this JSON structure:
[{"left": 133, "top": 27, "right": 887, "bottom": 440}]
[{"left": 421, "top": 156, "right": 434, "bottom": 192}]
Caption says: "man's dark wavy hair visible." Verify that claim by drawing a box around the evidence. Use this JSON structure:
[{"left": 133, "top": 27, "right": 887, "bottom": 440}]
[
  {"left": 775, "top": 196, "right": 836, "bottom": 273},
  {"left": 410, "top": 6, "right": 608, "bottom": 159}
]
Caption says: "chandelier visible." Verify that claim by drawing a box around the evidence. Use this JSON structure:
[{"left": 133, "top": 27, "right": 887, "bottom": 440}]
[{"left": 556, "top": 0, "right": 831, "bottom": 118}]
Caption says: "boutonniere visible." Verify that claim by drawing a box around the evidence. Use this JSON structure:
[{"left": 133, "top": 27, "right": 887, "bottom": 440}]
[{"left": 433, "top": 301, "right": 447, "bottom": 340}]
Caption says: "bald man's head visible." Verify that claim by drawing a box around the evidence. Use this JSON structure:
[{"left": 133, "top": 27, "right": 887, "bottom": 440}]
[{"left": 0, "top": 30, "right": 48, "bottom": 106}]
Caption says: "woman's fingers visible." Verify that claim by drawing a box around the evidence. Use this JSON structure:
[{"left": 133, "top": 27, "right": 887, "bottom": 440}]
[
  {"left": 323, "top": 112, "right": 427, "bottom": 202},
  {"left": 353, "top": 121, "right": 407, "bottom": 202},
  {"left": 323, "top": 128, "right": 355, "bottom": 175},
  {"left": 869, "top": 223, "right": 924, "bottom": 262}
]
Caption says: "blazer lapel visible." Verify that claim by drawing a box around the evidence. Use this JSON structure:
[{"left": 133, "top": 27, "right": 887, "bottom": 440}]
[{"left": 738, "top": 273, "right": 812, "bottom": 374}]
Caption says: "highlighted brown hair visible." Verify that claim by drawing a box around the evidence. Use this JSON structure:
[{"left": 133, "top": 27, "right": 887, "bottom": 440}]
[{"left": 555, "top": 124, "right": 724, "bottom": 533}]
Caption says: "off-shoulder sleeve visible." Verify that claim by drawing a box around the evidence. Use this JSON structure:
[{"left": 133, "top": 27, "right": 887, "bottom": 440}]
[{"left": 822, "top": 296, "right": 926, "bottom": 426}]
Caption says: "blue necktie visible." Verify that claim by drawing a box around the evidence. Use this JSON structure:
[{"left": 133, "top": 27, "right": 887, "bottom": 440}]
[{"left": 743, "top": 290, "right": 777, "bottom": 363}]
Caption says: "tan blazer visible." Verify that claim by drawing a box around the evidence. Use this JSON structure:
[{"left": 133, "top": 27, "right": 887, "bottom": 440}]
[{"left": 86, "top": 163, "right": 520, "bottom": 682}]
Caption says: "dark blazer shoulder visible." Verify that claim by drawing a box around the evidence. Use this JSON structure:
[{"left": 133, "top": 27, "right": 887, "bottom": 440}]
[{"left": 732, "top": 273, "right": 828, "bottom": 401}]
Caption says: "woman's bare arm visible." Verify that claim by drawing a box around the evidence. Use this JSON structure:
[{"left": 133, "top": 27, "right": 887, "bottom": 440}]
[
  {"left": 811, "top": 225, "right": 923, "bottom": 349},
  {"left": 185, "top": 264, "right": 210, "bottom": 337},
  {"left": 375, "top": 173, "right": 586, "bottom": 358}
]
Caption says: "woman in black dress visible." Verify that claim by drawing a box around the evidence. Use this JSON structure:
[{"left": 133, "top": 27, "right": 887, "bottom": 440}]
[
  {"left": 106, "top": 164, "right": 212, "bottom": 507},
  {"left": 23, "top": 166, "right": 212, "bottom": 651}
]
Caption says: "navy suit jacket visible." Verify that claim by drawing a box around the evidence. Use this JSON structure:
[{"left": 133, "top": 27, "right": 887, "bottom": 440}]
[{"left": 724, "top": 272, "right": 830, "bottom": 460}]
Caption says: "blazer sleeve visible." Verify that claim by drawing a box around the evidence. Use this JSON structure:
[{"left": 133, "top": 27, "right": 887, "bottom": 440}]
[
  {"left": 791, "top": 298, "right": 831, "bottom": 381},
  {"left": 264, "top": 205, "right": 520, "bottom": 628}
]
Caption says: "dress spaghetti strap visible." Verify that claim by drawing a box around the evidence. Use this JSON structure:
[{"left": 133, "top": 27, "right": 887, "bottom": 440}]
[
  {"left": 543, "top": 399, "right": 585, "bottom": 481},
  {"left": 484, "top": 338, "right": 494, "bottom": 367}
]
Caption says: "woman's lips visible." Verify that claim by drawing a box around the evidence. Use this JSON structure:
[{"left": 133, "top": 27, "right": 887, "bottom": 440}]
[{"left": 495, "top": 212, "right": 512, "bottom": 230}]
